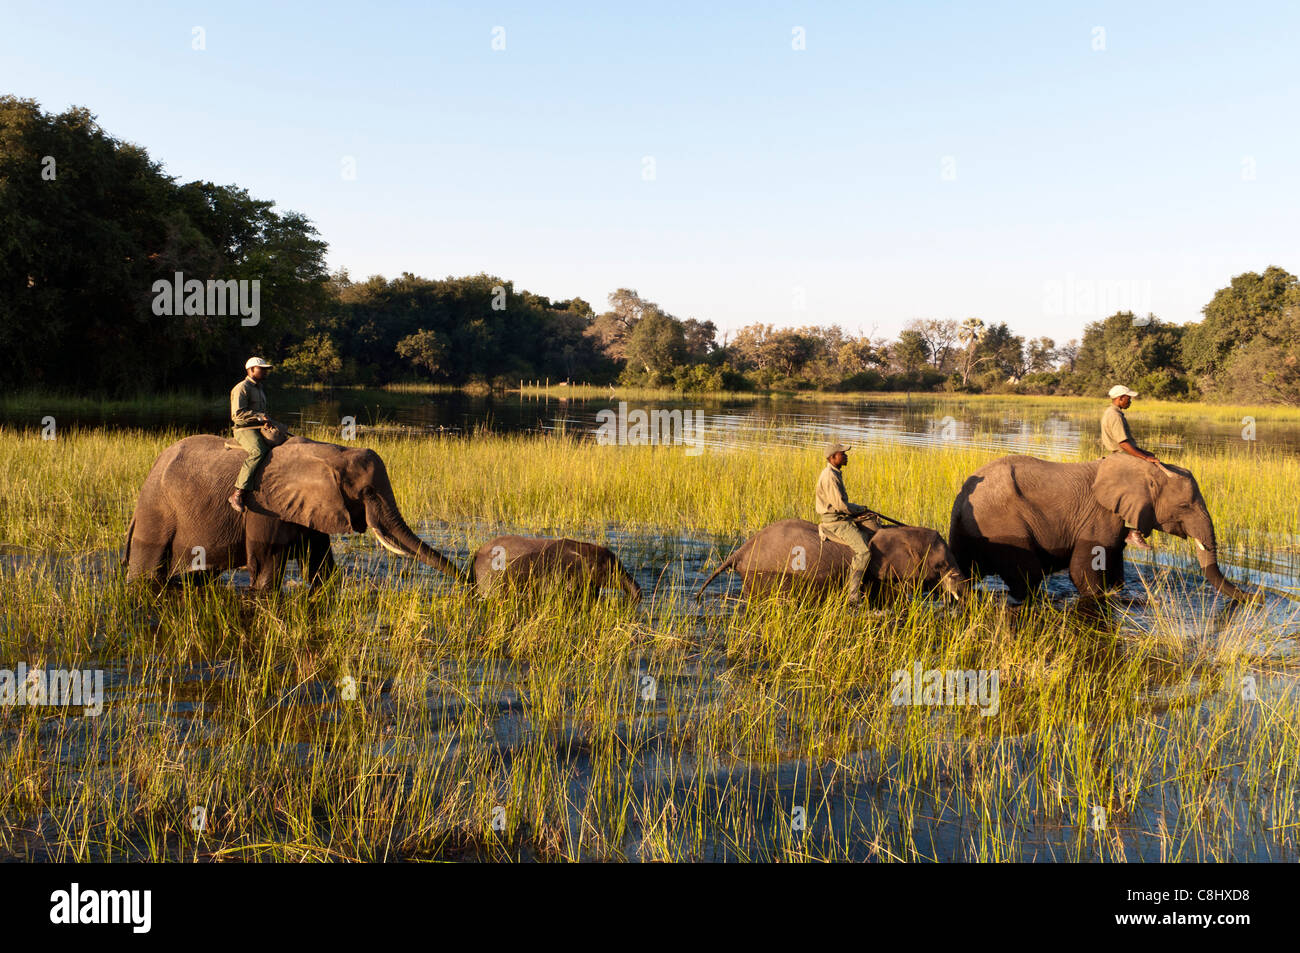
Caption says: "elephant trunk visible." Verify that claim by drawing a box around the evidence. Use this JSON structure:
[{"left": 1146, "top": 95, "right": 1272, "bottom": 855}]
[
  {"left": 617, "top": 566, "right": 643, "bottom": 603},
  {"left": 1184, "top": 509, "right": 1248, "bottom": 603},
  {"left": 940, "top": 570, "right": 967, "bottom": 601},
  {"left": 1193, "top": 543, "right": 1249, "bottom": 603},
  {"left": 363, "top": 489, "right": 465, "bottom": 581}
]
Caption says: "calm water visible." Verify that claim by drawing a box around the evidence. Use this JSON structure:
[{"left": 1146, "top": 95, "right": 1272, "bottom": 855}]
[{"left": 24, "top": 387, "right": 1300, "bottom": 458}]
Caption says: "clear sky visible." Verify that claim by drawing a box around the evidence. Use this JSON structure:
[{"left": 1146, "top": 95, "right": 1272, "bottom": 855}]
[{"left": 5, "top": 1, "right": 1298, "bottom": 341}]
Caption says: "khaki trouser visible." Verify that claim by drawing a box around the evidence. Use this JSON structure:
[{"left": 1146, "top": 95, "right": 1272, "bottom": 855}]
[
  {"left": 232, "top": 426, "right": 269, "bottom": 490},
  {"left": 821, "top": 518, "right": 875, "bottom": 597}
]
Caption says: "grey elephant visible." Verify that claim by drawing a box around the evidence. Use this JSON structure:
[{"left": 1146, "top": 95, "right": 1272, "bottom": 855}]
[
  {"left": 124, "top": 434, "right": 463, "bottom": 590},
  {"left": 948, "top": 453, "right": 1248, "bottom": 603},
  {"left": 471, "top": 535, "right": 642, "bottom": 601},
  {"left": 695, "top": 518, "right": 966, "bottom": 599}
]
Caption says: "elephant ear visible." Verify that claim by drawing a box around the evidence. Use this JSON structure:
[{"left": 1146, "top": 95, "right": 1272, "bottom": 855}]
[
  {"left": 249, "top": 448, "right": 353, "bottom": 534},
  {"left": 1092, "top": 455, "right": 1157, "bottom": 534}
]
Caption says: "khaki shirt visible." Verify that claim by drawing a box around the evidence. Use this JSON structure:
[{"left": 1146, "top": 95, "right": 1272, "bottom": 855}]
[
  {"left": 230, "top": 376, "right": 267, "bottom": 429},
  {"left": 815, "top": 462, "right": 867, "bottom": 522},
  {"left": 1100, "top": 404, "right": 1135, "bottom": 453}
]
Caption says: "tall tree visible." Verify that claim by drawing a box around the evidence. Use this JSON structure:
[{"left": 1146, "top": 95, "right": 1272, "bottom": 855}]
[{"left": 1182, "top": 266, "right": 1298, "bottom": 394}]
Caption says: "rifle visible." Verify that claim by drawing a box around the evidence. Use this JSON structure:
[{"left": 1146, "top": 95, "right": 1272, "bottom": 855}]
[{"left": 854, "top": 509, "right": 906, "bottom": 528}]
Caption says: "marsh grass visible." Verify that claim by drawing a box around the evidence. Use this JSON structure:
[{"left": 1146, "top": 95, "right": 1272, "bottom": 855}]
[{"left": 0, "top": 417, "right": 1297, "bottom": 861}]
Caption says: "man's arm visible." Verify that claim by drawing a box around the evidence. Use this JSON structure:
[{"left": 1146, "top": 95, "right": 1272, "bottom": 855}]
[{"left": 1118, "top": 439, "right": 1158, "bottom": 462}]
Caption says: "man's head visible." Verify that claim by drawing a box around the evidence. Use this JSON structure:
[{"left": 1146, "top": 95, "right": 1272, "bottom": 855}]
[
  {"left": 246, "top": 356, "right": 272, "bottom": 382},
  {"left": 824, "top": 441, "right": 851, "bottom": 468},
  {"left": 1108, "top": 384, "right": 1137, "bottom": 409}
]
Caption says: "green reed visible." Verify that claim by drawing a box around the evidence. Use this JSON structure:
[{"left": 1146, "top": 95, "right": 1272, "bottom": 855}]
[{"left": 0, "top": 415, "right": 1296, "bottom": 861}]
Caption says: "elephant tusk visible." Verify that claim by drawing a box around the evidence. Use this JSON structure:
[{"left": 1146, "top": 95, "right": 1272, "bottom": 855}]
[
  {"left": 372, "top": 527, "right": 409, "bottom": 557},
  {"left": 1193, "top": 538, "right": 1208, "bottom": 552}
]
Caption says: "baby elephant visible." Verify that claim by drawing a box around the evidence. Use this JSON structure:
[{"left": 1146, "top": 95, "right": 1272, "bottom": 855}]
[
  {"left": 472, "top": 535, "right": 643, "bottom": 601},
  {"left": 696, "top": 518, "right": 965, "bottom": 600}
]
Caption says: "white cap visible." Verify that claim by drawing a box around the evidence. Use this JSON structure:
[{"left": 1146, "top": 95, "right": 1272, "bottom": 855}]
[
  {"left": 824, "top": 441, "right": 852, "bottom": 459},
  {"left": 245, "top": 357, "right": 273, "bottom": 370},
  {"left": 1108, "top": 385, "right": 1138, "bottom": 399}
]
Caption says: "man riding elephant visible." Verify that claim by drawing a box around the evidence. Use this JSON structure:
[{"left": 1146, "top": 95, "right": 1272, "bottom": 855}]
[
  {"left": 1101, "top": 384, "right": 1160, "bottom": 550},
  {"left": 228, "top": 356, "right": 273, "bottom": 514},
  {"left": 815, "top": 441, "right": 881, "bottom": 604}
]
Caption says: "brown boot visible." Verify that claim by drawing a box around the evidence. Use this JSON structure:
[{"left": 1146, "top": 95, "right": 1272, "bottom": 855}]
[
  {"left": 1125, "top": 529, "right": 1152, "bottom": 550},
  {"left": 846, "top": 567, "right": 866, "bottom": 604},
  {"left": 228, "top": 488, "right": 246, "bottom": 514}
]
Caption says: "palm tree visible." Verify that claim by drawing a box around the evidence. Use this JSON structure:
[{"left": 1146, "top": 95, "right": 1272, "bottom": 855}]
[{"left": 957, "top": 318, "right": 985, "bottom": 385}]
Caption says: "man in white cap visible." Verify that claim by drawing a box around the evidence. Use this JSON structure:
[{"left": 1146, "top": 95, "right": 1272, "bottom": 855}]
[
  {"left": 815, "top": 442, "right": 881, "bottom": 603},
  {"left": 1102, "top": 385, "right": 1159, "bottom": 549},
  {"left": 228, "top": 357, "right": 273, "bottom": 513}
]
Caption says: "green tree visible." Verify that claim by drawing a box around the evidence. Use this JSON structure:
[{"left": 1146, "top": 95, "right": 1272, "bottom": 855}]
[
  {"left": 396, "top": 328, "right": 450, "bottom": 378},
  {"left": 0, "top": 96, "right": 330, "bottom": 393},
  {"left": 891, "top": 330, "right": 930, "bottom": 374},
  {"left": 1182, "top": 267, "right": 1298, "bottom": 399},
  {"left": 280, "top": 332, "right": 343, "bottom": 384},
  {"left": 1026, "top": 337, "right": 1057, "bottom": 373},
  {"left": 1073, "top": 312, "right": 1187, "bottom": 396},
  {"left": 622, "top": 310, "right": 686, "bottom": 384}
]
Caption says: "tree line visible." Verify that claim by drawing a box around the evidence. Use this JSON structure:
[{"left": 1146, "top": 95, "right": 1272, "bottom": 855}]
[{"left": 3, "top": 96, "right": 1297, "bottom": 404}]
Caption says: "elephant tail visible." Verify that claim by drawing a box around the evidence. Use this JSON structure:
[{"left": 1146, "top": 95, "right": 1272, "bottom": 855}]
[
  {"left": 695, "top": 547, "right": 740, "bottom": 600},
  {"left": 948, "top": 494, "right": 975, "bottom": 580},
  {"left": 122, "top": 516, "right": 135, "bottom": 568}
]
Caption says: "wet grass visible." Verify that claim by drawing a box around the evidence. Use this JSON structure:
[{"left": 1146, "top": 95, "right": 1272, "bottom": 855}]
[{"left": 0, "top": 415, "right": 1298, "bottom": 861}]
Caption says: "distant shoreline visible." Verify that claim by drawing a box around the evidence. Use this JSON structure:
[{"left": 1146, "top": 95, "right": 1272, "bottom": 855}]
[{"left": 3, "top": 385, "right": 1300, "bottom": 426}]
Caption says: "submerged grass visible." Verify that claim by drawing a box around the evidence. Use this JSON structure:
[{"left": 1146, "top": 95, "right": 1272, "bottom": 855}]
[{"left": 0, "top": 415, "right": 1297, "bottom": 861}]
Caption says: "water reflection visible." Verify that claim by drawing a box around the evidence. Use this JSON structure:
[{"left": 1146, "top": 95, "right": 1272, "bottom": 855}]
[{"left": 26, "top": 388, "right": 1288, "bottom": 460}]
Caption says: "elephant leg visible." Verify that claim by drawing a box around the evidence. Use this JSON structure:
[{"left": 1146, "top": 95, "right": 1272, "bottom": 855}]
[
  {"left": 1070, "top": 543, "right": 1124, "bottom": 598},
  {"left": 986, "top": 543, "right": 1043, "bottom": 603},
  {"left": 178, "top": 567, "right": 221, "bottom": 587},
  {"left": 128, "top": 540, "right": 172, "bottom": 584},
  {"left": 246, "top": 546, "right": 288, "bottom": 591},
  {"left": 1102, "top": 544, "right": 1126, "bottom": 592},
  {"left": 1069, "top": 548, "right": 1106, "bottom": 599},
  {"left": 126, "top": 514, "right": 174, "bottom": 584},
  {"left": 302, "top": 530, "right": 336, "bottom": 590}
]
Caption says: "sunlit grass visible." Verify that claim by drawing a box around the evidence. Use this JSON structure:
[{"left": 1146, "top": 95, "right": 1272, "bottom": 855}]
[{"left": 0, "top": 408, "right": 1297, "bottom": 861}]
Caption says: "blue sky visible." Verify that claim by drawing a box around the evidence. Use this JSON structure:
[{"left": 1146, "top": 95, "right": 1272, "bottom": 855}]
[{"left": 5, "top": 1, "right": 1298, "bottom": 340}]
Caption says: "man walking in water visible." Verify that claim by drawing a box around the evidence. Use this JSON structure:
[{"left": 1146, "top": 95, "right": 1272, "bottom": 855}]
[
  {"left": 228, "top": 357, "right": 273, "bottom": 514},
  {"left": 815, "top": 442, "right": 881, "bottom": 604},
  {"left": 1101, "top": 384, "right": 1160, "bottom": 550}
]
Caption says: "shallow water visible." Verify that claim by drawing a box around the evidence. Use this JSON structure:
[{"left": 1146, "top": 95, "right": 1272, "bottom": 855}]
[{"left": 5, "top": 530, "right": 1298, "bottom": 861}]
